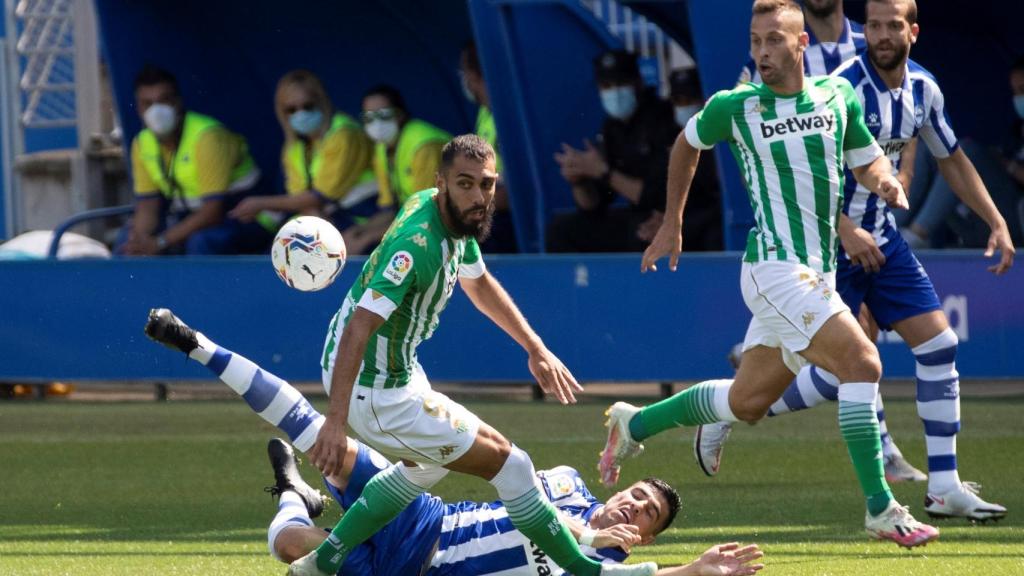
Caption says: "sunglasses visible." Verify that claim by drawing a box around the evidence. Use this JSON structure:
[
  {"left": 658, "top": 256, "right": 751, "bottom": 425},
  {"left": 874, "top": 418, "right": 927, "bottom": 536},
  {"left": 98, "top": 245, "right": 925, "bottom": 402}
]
[
  {"left": 284, "top": 102, "right": 317, "bottom": 115},
  {"left": 361, "top": 108, "right": 397, "bottom": 123}
]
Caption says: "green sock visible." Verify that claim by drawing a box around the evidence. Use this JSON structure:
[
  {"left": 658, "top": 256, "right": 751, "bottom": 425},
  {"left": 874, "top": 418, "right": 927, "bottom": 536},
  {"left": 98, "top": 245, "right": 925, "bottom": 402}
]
[
  {"left": 838, "top": 399, "right": 893, "bottom": 516},
  {"left": 630, "top": 380, "right": 729, "bottom": 441},
  {"left": 504, "top": 487, "right": 601, "bottom": 576},
  {"left": 313, "top": 465, "right": 422, "bottom": 572}
]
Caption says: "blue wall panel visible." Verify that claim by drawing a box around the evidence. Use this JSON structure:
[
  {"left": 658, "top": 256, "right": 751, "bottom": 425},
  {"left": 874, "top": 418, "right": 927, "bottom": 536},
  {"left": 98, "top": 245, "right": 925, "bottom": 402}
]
[{"left": 0, "top": 254, "right": 1020, "bottom": 383}]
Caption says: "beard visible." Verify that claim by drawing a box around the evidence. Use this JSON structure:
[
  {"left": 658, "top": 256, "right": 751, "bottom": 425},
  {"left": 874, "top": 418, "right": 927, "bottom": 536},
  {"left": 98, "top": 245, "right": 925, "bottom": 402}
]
[
  {"left": 868, "top": 40, "right": 909, "bottom": 71},
  {"left": 803, "top": 0, "right": 838, "bottom": 19},
  {"left": 443, "top": 185, "right": 494, "bottom": 243}
]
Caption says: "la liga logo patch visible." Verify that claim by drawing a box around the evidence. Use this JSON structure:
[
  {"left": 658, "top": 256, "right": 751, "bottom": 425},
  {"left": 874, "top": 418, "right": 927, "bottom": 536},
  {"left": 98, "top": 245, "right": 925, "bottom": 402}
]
[{"left": 383, "top": 251, "right": 414, "bottom": 285}]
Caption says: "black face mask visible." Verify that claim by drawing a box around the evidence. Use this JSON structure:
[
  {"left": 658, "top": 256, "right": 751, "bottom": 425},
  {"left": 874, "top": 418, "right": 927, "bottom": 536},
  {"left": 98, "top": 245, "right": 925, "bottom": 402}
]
[{"left": 442, "top": 183, "right": 494, "bottom": 243}]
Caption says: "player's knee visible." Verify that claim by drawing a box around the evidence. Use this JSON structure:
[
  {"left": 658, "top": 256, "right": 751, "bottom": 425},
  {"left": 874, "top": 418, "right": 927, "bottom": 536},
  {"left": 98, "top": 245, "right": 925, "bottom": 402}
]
[
  {"left": 841, "top": 345, "right": 881, "bottom": 383},
  {"left": 488, "top": 445, "right": 538, "bottom": 500},
  {"left": 731, "top": 398, "right": 770, "bottom": 423}
]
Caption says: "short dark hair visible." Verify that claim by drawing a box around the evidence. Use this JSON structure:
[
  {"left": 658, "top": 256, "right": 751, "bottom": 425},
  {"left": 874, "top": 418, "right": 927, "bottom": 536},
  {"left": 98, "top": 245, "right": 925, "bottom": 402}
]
[
  {"left": 866, "top": 0, "right": 918, "bottom": 26},
  {"left": 133, "top": 65, "right": 178, "bottom": 95},
  {"left": 462, "top": 41, "right": 482, "bottom": 76},
  {"left": 642, "top": 477, "right": 681, "bottom": 534},
  {"left": 752, "top": 0, "right": 802, "bottom": 18},
  {"left": 363, "top": 84, "right": 407, "bottom": 114},
  {"left": 440, "top": 134, "right": 495, "bottom": 171}
]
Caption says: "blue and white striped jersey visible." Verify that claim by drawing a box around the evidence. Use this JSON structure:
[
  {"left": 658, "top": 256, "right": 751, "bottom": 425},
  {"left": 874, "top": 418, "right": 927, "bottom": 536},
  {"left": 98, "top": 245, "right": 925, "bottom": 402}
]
[
  {"left": 740, "top": 17, "right": 866, "bottom": 84},
  {"left": 427, "top": 466, "right": 628, "bottom": 575},
  {"left": 833, "top": 53, "right": 959, "bottom": 248}
]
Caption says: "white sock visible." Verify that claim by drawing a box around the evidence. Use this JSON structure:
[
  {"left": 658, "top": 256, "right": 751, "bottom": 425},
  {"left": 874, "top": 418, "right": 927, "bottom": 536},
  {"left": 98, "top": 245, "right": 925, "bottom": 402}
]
[{"left": 267, "top": 491, "right": 314, "bottom": 561}]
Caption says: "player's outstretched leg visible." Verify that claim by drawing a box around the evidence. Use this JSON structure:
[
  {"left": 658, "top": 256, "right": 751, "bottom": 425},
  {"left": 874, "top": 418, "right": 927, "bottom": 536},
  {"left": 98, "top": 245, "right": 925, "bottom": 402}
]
[
  {"left": 914, "top": 328, "right": 1006, "bottom": 522},
  {"left": 266, "top": 438, "right": 326, "bottom": 519},
  {"left": 144, "top": 308, "right": 325, "bottom": 451},
  {"left": 600, "top": 379, "right": 738, "bottom": 486}
]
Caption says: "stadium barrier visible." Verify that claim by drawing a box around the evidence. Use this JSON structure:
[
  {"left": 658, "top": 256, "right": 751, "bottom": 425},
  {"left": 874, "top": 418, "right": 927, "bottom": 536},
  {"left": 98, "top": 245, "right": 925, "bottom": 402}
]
[{"left": 0, "top": 253, "right": 1020, "bottom": 383}]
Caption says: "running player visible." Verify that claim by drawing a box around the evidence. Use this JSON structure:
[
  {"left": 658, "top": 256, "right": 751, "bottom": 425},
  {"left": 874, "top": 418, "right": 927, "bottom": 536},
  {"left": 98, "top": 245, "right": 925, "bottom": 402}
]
[
  {"left": 597, "top": 0, "right": 940, "bottom": 548},
  {"left": 263, "top": 437, "right": 764, "bottom": 575},
  {"left": 695, "top": 0, "right": 1011, "bottom": 523},
  {"left": 146, "top": 135, "right": 655, "bottom": 576}
]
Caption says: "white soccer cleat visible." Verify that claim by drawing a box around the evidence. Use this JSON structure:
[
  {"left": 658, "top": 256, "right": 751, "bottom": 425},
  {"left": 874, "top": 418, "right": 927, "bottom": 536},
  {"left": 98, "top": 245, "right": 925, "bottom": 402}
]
[
  {"left": 600, "top": 561, "right": 658, "bottom": 575},
  {"left": 598, "top": 402, "right": 645, "bottom": 487},
  {"left": 883, "top": 453, "right": 927, "bottom": 483},
  {"left": 865, "top": 501, "right": 939, "bottom": 548},
  {"left": 925, "top": 481, "right": 1007, "bottom": 523},
  {"left": 287, "top": 550, "right": 331, "bottom": 576},
  {"left": 694, "top": 421, "right": 733, "bottom": 477}
]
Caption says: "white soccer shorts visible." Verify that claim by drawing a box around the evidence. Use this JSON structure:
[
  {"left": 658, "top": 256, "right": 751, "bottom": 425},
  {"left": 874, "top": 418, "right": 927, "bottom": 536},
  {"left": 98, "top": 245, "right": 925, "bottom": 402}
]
[{"left": 740, "top": 261, "right": 850, "bottom": 374}]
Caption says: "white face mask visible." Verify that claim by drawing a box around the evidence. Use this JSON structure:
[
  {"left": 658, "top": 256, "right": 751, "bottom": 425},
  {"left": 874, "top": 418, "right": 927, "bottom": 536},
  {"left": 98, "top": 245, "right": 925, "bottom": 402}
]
[
  {"left": 143, "top": 103, "right": 178, "bottom": 137},
  {"left": 365, "top": 119, "right": 400, "bottom": 145},
  {"left": 599, "top": 86, "right": 637, "bottom": 120},
  {"left": 674, "top": 105, "right": 700, "bottom": 128},
  {"left": 1014, "top": 94, "right": 1024, "bottom": 120}
]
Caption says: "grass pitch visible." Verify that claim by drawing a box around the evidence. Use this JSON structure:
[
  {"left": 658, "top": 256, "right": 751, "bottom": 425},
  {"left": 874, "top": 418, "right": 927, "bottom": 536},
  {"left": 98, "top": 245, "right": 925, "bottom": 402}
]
[{"left": 0, "top": 394, "right": 1021, "bottom": 575}]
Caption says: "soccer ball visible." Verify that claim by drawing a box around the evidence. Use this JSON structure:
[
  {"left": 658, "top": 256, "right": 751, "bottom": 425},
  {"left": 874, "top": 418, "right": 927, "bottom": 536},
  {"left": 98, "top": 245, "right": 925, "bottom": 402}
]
[{"left": 270, "top": 216, "right": 346, "bottom": 292}]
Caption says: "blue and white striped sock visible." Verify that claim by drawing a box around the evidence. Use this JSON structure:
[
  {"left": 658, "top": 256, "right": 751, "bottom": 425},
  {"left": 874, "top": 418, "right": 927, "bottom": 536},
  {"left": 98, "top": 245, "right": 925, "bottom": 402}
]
[
  {"left": 877, "top": 393, "right": 900, "bottom": 458},
  {"left": 914, "top": 328, "right": 961, "bottom": 494},
  {"left": 192, "top": 333, "right": 324, "bottom": 452},
  {"left": 267, "top": 491, "right": 315, "bottom": 561},
  {"left": 766, "top": 365, "right": 839, "bottom": 416}
]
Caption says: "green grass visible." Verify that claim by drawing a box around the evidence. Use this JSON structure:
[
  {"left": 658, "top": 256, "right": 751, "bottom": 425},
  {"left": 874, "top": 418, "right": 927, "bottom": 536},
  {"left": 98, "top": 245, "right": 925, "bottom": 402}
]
[{"left": 0, "top": 396, "right": 1022, "bottom": 575}]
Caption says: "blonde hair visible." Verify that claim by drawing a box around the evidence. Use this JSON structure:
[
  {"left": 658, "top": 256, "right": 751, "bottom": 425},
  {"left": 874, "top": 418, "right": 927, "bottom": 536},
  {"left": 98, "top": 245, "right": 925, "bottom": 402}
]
[{"left": 274, "top": 69, "right": 333, "bottom": 141}]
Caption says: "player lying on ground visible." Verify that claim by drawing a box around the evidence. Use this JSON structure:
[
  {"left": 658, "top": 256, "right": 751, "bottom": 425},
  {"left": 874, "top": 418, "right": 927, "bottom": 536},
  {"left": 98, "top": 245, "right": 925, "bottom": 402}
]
[
  {"left": 693, "top": 0, "right": 1009, "bottom": 524},
  {"left": 598, "top": 0, "right": 941, "bottom": 549},
  {"left": 263, "top": 437, "right": 764, "bottom": 576}
]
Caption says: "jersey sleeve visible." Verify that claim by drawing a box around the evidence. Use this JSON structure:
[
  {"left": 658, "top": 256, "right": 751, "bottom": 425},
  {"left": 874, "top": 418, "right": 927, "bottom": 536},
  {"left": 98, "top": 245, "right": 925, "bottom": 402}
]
[
  {"left": 918, "top": 83, "right": 959, "bottom": 159},
  {"left": 314, "top": 126, "right": 373, "bottom": 200},
  {"left": 836, "top": 78, "right": 883, "bottom": 168},
  {"left": 684, "top": 90, "right": 734, "bottom": 150},
  {"left": 357, "top": 235, "right": 431, "bottom": 320},
  {"left": 130, "top": 137, "right": 161, "bottom": 197},
  {"left": 193, "top": 128, "right": 242, "bottom": 197},
  {"left": 458, "top": 237, "right": 486, "bottom": 279}
]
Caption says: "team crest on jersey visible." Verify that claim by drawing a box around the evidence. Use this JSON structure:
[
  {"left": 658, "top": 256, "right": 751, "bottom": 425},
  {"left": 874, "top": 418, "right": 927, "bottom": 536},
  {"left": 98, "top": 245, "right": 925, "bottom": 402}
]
[
  {"left": 383, "top": 251, "right": 413, "bottom": 285},
  {"left": 915, "top": 105, "right": 926, "bottom": 126},
  {"left": 551, "top": 474, "right": 575, "bottom": 498}
]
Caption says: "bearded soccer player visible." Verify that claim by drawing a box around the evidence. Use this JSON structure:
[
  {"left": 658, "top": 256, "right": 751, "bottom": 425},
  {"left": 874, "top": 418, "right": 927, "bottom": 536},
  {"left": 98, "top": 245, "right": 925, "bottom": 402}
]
[
  {"left": 695, "top": 0, "right": 1010, "bottom": 523},
  {"left": 597, "top": 0, "right": 941, "bottom": 548},
  {"left": 147, "top": 135, "right": 657, "bottom": 576}
]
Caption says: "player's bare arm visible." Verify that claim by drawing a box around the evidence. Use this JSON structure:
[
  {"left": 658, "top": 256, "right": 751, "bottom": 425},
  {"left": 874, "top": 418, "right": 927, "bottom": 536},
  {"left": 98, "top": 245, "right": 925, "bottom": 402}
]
[
  {"left": 309, "top": 306, "right": 385, "bottom": 477},
  {"left": 641, "top": 131, "right": 700, "bottom": 273},
  {"left": 934, "top": 148, "right": 1015, "bottom": 274},
  {"left": 460, "top": 272, "right": 583, "bottom": 404},
  {"left": 896, "top": 137, "right": 917, "bottom": 193},
  {"left": 838, "top": 213, "right": 886, "bottom": 273},
  {"left": 849, "top": 154, "right": 908, "bottom": 209}
]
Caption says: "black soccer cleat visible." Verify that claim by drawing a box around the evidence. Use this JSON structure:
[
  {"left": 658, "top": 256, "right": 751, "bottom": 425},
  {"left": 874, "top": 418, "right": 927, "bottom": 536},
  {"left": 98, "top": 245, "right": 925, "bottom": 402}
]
[
  {"left": 265, "top": 438, "right": 326, "bottom": 519},
  {"left": 144, "top": 308, "right": 199, "bottom": 355}
]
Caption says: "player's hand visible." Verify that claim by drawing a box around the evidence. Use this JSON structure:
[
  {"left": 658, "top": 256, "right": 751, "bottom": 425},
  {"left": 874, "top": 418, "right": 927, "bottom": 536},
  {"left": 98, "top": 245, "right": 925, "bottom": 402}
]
[
  {"left": 641, "top": 222, "right": 682, "bottom": 273},
  {"left": 877, "top": 174, "right": 909, "bottom": 210},
  {"left": 692, "top": 542, "right": 765, "bottom": 576},
  {"left": 308, "top": 417, "right": 348, "bottom": 478},
  {"left": 228, "top": 197, "right": 262, "bottom": 222},
  {"left": 839, "top": 226, "right": 885, "bottom": 273},
  {"left": 985, "top": 223, "right": 1015, "bottom": 275},
  {"left": 527, "top": 346, "right": 583, "bottom": 405},
  {"left": 592, "top": 524, "right": 642, "bottom": 552},
  {"left": 123, "top": 233, "right": 159, "bottom": 256}
]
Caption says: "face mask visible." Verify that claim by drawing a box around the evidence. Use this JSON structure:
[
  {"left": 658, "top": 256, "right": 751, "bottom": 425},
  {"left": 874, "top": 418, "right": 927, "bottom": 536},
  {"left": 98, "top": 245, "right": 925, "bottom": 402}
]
[
  {"left": 599, "top": 86, "right": 637, "bottom": 120},
  {"left": 144, "top": 103, "right": 178, "bottom": 137},
  {"left": 674, "top": 105, "right": 700, "bottom": 128},
  {"left": 365, "top": 119, "right": 400, "bottom": 145},
  {"left": 1014, "top": 95, "right": 1024, "bottom": 120},
  {"left": 460, "top": 72, "right": 477, "bottom": 104},
  {"left": 289, "top": 109, "right": 324, "bottom": 136}
]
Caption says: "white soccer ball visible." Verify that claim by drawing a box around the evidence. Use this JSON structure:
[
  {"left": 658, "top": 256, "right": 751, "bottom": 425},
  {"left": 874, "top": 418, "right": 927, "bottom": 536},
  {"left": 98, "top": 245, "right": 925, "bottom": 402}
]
[{"left": 270, "top": 216, "right": 346, "bottom": 292}]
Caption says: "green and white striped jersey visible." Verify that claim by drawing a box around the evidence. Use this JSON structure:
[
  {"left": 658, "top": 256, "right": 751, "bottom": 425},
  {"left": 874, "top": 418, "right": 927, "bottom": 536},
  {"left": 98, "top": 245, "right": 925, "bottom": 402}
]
[
  {"left": 684, "top": 75, "right": 882, "bottom": 273},
  {"left": 321, "top": 188, "right": 486, "bottom": 388}
]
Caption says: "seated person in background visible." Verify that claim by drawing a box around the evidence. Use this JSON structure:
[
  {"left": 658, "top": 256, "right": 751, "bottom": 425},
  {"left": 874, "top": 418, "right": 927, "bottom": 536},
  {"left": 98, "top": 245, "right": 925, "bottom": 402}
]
[
  {"left": 344, "top": 85, "right": 451, "bottom": 254},
  {"left": 118, "top": 66, "right": 266, "bottom": 255},
  {"left": 548, "top": 50, "right": 677, "bottom": 253},
  {"left": 660, "top": 68, "right": 723, "bottom": 252},
  {"left": 461, "top": 41, "right": 518, "bottom": 252},
  {"left": 897, "top": 57, "right": 1024, "bottom": 249},
  {"left": 229, "top": 70, "right": 376, "bottom": 234}
]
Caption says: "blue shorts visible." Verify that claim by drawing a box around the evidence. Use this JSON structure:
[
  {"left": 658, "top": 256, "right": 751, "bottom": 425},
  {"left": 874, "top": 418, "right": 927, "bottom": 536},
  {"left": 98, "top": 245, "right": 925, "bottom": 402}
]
[
  {"left": 837, "top": 233, "right": 941, "bottom": 331},
  {"left": 325, "top": 442, "right": 445, "bottom": 576}
]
